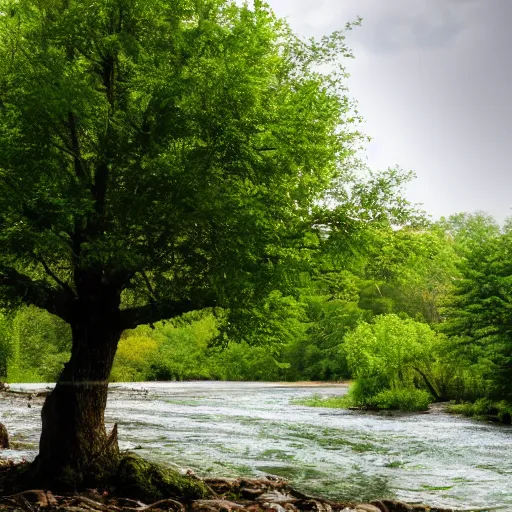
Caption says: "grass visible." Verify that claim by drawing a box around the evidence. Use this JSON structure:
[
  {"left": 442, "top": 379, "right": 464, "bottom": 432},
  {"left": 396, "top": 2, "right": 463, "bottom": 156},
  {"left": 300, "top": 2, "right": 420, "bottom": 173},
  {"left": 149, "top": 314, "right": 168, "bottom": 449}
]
[
  {"left": 292, "top": 393, "right": 351, "bottom": 408},
  {"left": 421, "top": 484, "right": 453, "bottom": 491},
  {"left": 259, "top": 449, "right": 295, "bottom": 461},
  {"left": 384, "top": 460, "right": 405, "bottom": 468},
  {"left": 293, "top": 387, "right": 432, "bottom": 412}
]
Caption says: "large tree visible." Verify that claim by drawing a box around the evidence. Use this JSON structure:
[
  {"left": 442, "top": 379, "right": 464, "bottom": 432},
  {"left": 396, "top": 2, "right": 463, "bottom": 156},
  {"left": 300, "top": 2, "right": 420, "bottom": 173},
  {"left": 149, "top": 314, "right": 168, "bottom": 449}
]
[{"left": 0, "top": 0, "right": 358, "bottom": 484}]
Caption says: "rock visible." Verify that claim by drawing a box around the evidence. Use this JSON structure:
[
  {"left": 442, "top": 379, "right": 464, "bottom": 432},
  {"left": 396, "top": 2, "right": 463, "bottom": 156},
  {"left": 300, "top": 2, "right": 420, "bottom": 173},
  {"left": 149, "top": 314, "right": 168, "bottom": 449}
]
[
  {"left": 0, "top": 423, "right": 9, "bottom": 449},
  {"left": 9, "top": 490, "right": 58, "bottom": 508},
  {"left": 372, "top": 500, "right": 434, "bottom": 512}
]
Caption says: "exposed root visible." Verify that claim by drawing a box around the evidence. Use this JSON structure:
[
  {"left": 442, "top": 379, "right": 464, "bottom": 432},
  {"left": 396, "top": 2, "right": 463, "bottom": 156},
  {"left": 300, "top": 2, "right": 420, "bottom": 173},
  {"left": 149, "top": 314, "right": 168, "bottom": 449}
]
[{"left": 0, "top": 459, "right": 489, "bottom": 512}]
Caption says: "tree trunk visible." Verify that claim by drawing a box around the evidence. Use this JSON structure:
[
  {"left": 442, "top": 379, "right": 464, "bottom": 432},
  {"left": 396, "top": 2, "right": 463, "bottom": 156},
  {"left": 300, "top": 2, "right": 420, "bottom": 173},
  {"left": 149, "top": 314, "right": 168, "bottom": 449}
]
[{"left": 31, "top": 304, "right": 122, "bottom": 487}]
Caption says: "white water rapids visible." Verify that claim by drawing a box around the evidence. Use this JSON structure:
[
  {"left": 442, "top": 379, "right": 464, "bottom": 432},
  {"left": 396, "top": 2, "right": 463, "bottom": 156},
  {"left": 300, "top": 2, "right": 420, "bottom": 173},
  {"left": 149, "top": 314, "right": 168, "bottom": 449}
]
[{"left": 1, "top": 382, "right": 511, "bottom": 509}]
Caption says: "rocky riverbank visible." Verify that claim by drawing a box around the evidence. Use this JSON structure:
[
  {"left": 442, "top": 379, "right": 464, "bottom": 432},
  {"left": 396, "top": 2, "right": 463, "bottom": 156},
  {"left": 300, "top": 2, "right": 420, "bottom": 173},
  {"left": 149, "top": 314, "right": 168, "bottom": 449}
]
[{"left": 0, "top": 459, "right": 468, "bottom": 512}]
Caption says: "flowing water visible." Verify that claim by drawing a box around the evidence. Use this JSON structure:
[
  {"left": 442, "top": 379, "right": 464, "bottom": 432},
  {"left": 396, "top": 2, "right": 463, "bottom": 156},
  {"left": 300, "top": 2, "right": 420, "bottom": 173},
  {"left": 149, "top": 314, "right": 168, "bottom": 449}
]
[{"left": 1, "top": 382, "right": 512, "bottom": 510}]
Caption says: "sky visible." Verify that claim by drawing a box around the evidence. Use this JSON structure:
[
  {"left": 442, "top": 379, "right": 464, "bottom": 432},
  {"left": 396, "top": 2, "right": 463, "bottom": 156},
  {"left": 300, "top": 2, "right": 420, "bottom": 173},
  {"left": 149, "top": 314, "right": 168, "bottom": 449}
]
[{"left": 267, "top": 0, "right": 512, "bottom": 223}]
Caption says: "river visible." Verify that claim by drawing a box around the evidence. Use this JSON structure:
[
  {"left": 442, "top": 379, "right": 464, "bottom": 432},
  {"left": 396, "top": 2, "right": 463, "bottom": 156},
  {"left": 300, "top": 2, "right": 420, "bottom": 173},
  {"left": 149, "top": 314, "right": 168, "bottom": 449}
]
[{"left": 1, "top": 382, "right": 511, "bottom": 510}]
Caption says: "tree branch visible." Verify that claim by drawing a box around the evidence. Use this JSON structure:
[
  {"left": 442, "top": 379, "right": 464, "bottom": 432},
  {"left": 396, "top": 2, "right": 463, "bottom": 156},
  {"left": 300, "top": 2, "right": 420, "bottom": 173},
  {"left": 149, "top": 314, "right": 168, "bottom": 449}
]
[
  {"left": 50, "top": 140, "right": 81, "bottom": 161},
  {"left": 119, "top": 296, "right": 216, "bottom": 331},
  {"left": 37, "top": 256, "right": 76, "bottom": 298},
  {"left": 67, "top": 111, "right": 86, "bottom": 180},
  {"left": 139, "top": 271, "right": 157, "bottom": 301},
  {"left": 0, "top": 266, "right": 74, "bottom": 322}
]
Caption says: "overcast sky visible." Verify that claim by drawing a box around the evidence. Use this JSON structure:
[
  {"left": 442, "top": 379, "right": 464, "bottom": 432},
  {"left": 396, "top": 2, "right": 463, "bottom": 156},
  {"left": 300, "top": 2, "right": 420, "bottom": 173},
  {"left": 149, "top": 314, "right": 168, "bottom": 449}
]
[{"left": 267, "top": 0, "right": 512, "bottom": 223}]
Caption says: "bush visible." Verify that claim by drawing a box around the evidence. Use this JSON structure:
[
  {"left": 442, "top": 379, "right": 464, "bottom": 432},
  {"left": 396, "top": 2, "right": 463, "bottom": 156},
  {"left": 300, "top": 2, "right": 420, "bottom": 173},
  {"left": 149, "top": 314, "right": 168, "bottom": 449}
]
[
  {"left": 347, "top": 376, "right": 388, "bottom": 407},
  {"left": 296, "top": 386, "right": 432, "bottom": 412},
  {"left": 448, "top": 398, "right": 512, "bottom": 424},
  {"left": 371, "top": 388, "right": 432, "bottom": 412},
  {"left": 6, "top": 307, "right": 71, "bottom": 383},
  {"left": 343, "top": 314, "right": 442, "bottom": 392}
]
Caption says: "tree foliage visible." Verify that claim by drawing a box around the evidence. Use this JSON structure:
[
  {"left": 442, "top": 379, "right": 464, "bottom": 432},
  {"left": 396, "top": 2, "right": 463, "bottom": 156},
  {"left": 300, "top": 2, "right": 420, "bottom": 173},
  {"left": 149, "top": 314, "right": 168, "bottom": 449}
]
[
  {"left": 343, "top": 314, "right": 442, "bottom": 405},
  {"left": 0, "top": 0, "right": 370, "bottom": 483},
  {"left": 443, "top": 224, "right": 512, "bottom": 402},
  {"left": 0, "top": 0, "right": 361, "bottom": 327}
]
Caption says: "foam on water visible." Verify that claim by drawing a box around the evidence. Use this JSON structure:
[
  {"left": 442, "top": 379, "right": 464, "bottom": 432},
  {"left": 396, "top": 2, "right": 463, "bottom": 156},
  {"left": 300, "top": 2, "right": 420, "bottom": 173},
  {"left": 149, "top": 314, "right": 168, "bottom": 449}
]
[{"left": 2, "top": 381, "right": 511, "bottom": 509}]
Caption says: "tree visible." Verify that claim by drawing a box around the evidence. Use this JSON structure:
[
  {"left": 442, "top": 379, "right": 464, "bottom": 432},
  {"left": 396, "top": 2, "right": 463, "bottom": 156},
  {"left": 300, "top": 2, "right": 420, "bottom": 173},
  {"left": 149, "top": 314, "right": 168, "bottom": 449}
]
[
  {"left": 0, "top": 0, "right": 359, "bottom": 485},
  {"left": 437, "top": 211, "right": 501, "bottom": 257},
  {"left": 343, "top": 314, "right": 443, "bottom": 408},
  {"left": 360, "top": 225, "right": 458, "bottom": 323},
  {"left": 443, "top": 222, "right": 512, "bottom": 403}
]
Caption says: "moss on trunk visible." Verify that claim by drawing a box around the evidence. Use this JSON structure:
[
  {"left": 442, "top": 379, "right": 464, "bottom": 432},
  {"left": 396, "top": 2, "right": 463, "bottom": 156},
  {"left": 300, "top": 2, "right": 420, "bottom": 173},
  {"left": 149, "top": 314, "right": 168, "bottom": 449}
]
[{"left": 114, "top": 453, "right": 209, "bottom": 502}]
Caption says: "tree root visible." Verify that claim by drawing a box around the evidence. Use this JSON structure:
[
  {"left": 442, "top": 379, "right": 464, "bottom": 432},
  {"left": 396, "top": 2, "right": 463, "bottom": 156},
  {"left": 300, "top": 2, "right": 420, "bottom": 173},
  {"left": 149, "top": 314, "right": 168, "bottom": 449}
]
[{"left": 0, "top": 458, "right": 495, "bottom": 512}]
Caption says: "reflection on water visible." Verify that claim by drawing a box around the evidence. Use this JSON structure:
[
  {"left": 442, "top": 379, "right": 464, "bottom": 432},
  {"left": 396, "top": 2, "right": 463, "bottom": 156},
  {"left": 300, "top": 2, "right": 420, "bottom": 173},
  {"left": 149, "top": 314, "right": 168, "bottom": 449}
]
[{"left": 2, "top": 381, "right": 512, "bottom": 509}]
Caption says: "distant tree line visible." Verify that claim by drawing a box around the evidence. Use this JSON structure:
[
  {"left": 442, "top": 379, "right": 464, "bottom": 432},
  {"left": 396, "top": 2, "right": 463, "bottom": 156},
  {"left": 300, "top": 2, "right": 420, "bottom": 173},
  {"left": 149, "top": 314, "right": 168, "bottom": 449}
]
[{"left": 2, "top": 211, "right": 510, "bottom": 421}]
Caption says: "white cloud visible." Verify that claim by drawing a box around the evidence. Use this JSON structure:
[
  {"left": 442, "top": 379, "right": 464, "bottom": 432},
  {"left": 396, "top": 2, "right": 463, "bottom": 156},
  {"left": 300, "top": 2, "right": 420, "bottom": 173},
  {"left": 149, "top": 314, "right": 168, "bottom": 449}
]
[{"left": 268, "top": 0, "right": 512, "bottom": 222}]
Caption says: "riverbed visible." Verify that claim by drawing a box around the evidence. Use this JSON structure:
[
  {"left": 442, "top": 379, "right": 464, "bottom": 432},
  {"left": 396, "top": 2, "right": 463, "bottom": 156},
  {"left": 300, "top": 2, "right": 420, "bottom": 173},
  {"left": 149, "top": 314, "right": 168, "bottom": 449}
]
[{"left": 1, "top": 382, "right": 511, "bottom": 509}]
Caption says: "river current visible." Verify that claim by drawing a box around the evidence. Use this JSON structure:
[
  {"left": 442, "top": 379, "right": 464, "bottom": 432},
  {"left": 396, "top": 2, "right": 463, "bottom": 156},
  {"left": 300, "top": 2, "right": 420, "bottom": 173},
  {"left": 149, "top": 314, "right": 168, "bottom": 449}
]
[{"left": 1, "top": 382, "right": 511, "bottom": 510}]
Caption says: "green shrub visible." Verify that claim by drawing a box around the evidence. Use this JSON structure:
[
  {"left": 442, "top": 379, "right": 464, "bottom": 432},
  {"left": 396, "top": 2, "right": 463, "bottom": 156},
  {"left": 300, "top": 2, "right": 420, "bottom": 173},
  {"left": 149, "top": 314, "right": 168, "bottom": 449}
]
[
  {"left": 6, "top": 363, "right": 42, "bottom": 384},
  {"left": 296, "top": 386, "right": 433, "bottom": 412},
  {"left": 448, "top": 398, "right": 512, "bottom": 424},
  {"left": 347, "top": 376, "right": 388, "bottom": 407},
  {"left": 5, "top": 306, "right": 71, "bottom": 383},
  {"left": 371, "top": 388, "right": 432, "bottom": 412}
]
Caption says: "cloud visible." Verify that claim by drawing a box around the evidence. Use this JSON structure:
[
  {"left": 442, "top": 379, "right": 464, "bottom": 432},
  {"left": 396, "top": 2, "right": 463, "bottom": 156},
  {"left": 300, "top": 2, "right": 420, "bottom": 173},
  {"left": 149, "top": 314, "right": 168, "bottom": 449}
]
[{"left": 268, "top": 0, "right": 512, "bottom": 221}]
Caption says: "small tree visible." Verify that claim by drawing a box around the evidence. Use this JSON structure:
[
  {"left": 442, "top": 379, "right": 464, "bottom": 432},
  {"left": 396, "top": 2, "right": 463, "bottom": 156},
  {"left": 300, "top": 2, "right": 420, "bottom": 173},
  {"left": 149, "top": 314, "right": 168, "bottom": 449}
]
[
  {"left": 343, "top": 314, "right": 442, "bottom": 407},
  {"left": 0, "top": 0, "right": 359, "bottom": 484}
]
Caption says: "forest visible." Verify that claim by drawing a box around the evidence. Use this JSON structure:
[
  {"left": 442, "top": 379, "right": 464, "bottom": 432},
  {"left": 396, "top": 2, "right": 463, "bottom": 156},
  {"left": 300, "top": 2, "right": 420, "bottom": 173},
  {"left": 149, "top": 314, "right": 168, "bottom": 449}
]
[
  {"left": 0, "top": 0, "right": 510, "bottom": 502},
  {"left": 2, "top": 210, "right": 512, "bottom": 423}
]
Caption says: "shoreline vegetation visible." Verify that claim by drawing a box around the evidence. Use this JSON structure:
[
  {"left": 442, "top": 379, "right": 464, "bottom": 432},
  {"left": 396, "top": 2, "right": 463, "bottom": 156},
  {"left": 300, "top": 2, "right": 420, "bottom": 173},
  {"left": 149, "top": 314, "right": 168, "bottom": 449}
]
[
  {"left": 295, "top": 390, "right": 512, "bottom": 424},
  {"left": 3, "top": 379, "right": 512, "bottom": 424}
]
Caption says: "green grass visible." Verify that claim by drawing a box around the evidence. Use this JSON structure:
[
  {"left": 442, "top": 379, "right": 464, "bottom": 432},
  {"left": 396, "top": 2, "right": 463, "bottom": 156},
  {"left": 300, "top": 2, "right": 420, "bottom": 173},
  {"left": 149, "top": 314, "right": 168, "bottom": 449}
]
[
  {"left": 384, "top": 460, "right": 405, "bottom": 468},
  {"left": 371, "top": 388, "right": 432, "bottom": 412},
  {"left": 294, "top": 387, "right": 432, "bottom": 412},
  {"left": 260, "top": 449, "right": 295, "bottom": 461},
  {"left": 292, "top": 393, "right": 351, "bottom": 408}
]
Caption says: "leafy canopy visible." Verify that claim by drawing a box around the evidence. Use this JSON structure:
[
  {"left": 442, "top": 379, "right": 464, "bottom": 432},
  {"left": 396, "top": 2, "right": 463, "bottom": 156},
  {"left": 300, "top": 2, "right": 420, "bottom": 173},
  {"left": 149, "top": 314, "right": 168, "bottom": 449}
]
[{"left": 0, "top": 0, "right": 360, "bottom": 328}]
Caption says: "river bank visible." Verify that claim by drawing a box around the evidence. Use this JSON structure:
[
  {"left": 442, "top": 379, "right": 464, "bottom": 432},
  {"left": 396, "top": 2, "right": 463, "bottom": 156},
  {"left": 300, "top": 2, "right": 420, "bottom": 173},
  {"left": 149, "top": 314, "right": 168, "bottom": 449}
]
[{"left": 0, "top": 458, "right": 476, "bottom": 512}]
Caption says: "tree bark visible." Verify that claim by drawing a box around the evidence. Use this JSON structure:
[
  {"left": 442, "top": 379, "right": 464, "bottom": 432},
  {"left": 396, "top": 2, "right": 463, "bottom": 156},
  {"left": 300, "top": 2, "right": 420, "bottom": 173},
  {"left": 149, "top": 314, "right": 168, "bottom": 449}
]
[
  {"left": 24, "top": 275, "right": 211, "bottom": 487},
  {"left": 31, "top": 292, "right": 122, "bottom": 486}
]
